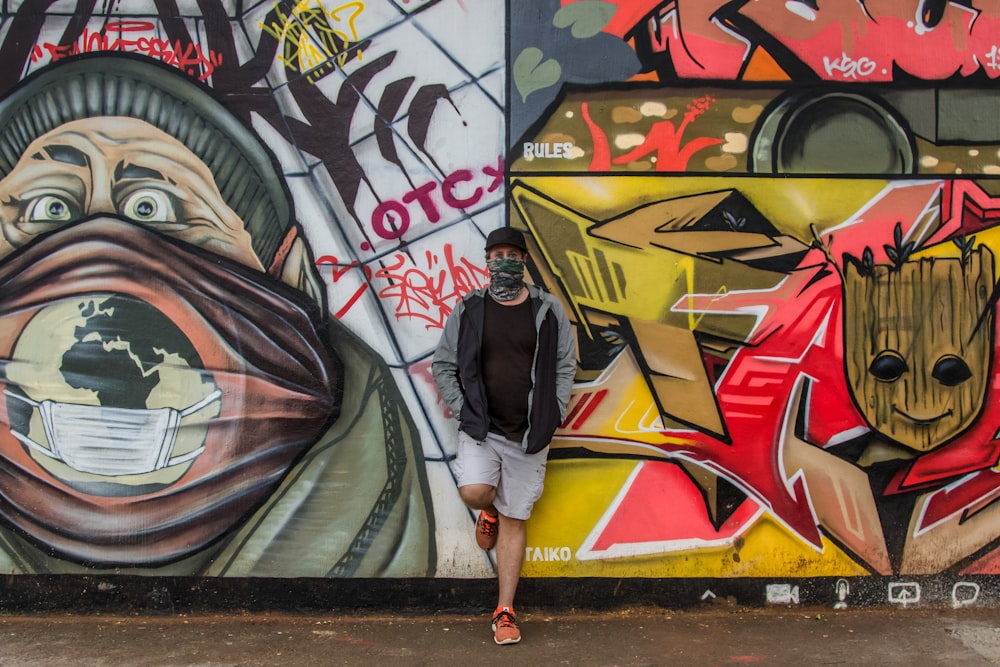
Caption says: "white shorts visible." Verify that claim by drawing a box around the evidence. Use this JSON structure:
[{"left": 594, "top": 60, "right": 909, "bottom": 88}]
[{"left": 454, "top": 430, "right": 548, "bottom": 520}]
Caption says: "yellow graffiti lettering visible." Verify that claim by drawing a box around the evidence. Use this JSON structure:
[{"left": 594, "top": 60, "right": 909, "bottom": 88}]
[{"left": 259, "top": 0, "right": 366, "bottom": 78}]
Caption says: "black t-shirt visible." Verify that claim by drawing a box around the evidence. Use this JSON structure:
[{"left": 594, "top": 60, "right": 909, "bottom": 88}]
[{"left": 482, "top": 295, "right": 536, "bottom": 442}]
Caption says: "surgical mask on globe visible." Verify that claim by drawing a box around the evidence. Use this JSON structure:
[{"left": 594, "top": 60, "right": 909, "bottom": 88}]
[{"left": 5, "top": 389, "right": 221, "bottom": 476}]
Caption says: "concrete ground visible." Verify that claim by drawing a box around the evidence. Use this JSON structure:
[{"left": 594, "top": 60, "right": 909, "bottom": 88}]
[{"left": 0, "top": 606, "right": 998, "bottom": 666}]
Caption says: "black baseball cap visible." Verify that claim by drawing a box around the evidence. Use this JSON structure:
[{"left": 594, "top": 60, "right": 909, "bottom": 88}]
[{"left": 485, "top": 227, "right": 528, "bottom": 252}]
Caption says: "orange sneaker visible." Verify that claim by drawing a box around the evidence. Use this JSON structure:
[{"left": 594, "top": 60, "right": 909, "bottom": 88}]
[
  {"left": 492, "top": 606, "right": 521, "bottom": 645},
  {"left": 475, "top": 510, "right": 499, "bottom": 550}
]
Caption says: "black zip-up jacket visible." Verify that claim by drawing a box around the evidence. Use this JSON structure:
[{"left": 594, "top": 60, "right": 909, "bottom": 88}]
[{"left": 432, "top": 285, "right": 576, "bottom": 454}]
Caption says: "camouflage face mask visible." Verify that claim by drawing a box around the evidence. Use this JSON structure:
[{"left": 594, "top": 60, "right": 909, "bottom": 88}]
[{"left": 487, "top": 257, "right": 525, "bottom": 302}]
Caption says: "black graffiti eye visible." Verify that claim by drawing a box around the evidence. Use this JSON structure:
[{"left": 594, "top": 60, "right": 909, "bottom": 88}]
[
  {"left": 932, "top": 355, "right": 972, "bottom": 386},
  {"left": 919, "top": 0, "right": 947, "bottom": 30},
  {"left": 869, "top": 352, "right": 908, "bottom": 382}
]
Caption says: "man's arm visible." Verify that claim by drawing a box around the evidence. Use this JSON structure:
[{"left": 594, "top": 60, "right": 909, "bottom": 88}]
[
  {"left": 432, "top": 300, "right": 466, "bottom": 419},
  {"left": 551, "top": 299, "right": 577, "bottom": 421}
]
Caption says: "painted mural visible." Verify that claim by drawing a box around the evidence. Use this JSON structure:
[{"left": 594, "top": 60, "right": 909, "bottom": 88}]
[
  {"left": 509, "top": 0, "right": 1000, "bottom": 608},
  {"left": 0, "top": 0, "right": 491, "bottom": 576},
  {"left": 0, "top": 0, "right": 998, "bottom": 608}
]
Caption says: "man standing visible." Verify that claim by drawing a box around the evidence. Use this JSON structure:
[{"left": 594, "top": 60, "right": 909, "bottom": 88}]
[{"left": 433, "top": 227, "right": 577, "bottom": 645}]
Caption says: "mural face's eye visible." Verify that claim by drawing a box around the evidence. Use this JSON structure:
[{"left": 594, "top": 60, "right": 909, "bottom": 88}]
[
  {"left": 932, "top": 355, "right": 973, "bottom": 386},
  {"left": 121, "top": 190, "right": 175, "bottom": 223},
  {"left": 869, "top": 352, "right": 908, "bottom": 382},
  {"left": 26, "top": 195, "right": 75, "bottom": 222}
]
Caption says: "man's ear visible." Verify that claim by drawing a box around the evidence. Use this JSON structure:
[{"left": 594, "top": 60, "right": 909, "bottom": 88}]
[{"left": 280, "top": 236, "right": 326, "bottom": 307}]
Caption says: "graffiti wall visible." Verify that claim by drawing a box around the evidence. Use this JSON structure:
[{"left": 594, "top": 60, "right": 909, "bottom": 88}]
[
  {"left": 510, "top": 0, "right": 1000, "bottom": 608},
  {"left": 0, "top": 0, "right": 502, "bottom": 578},
  {"left": 1, "top": 0, "right": 1000, "bottom": 608}
]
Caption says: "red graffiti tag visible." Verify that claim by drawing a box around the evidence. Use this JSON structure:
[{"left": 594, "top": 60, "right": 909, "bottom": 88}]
[
  {"left": 375, "top": 245, "right": 488, "bottom": 329},
  {"left": 32, "top": 21, "right": 222, "bottom": 80},
  {"left": 318, "top": 243, "right": 488, "bottom": 328}
]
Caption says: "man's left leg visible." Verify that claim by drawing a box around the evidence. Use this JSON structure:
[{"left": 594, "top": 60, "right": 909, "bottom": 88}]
[
  {"left": 489, "top": 437, "right": 547, "bottom": 645},
  {"left": 496, "top": 513, "right": 526, "bottom": 608},
  {"left": 493, "top": 513, "right": 525, "bottom": 645}
]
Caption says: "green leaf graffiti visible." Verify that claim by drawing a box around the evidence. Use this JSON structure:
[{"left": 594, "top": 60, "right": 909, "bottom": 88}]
[
  {"left": 513, "top": 47, "right": 562, "bottom": 102},
  {"left": 552, "top": 0, "right": 617, "bottom": 39}
]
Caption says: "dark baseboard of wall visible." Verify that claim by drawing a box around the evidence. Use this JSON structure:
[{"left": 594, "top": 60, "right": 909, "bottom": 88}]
[{"left": 0, "top": 575, "right": 995, "bottom": 614}]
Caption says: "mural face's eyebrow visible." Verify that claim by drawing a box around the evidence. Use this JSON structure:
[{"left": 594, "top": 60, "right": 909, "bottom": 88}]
[
  {"left": 39, "top": 144, "right": 89, "bottom": 167},
  {"left": 114, "top": 161, "right": 165, "bottom": 182}
]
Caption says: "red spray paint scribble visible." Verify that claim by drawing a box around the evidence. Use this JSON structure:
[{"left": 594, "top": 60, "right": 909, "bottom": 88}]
[
  {"left": 376, "top": 245, "right": 488, "bottom": 330},
  {"left": 316, "top": 256, "right": 373, "bottom": 320},
  {"left": 409, "top": 357, "right": 453, "bottom": 418},
  {"left": 32, "top": 21, "right": 222, "bottom": 80},
  {"left": 318, "top": 243, "right": 488, "bottom": 329}
]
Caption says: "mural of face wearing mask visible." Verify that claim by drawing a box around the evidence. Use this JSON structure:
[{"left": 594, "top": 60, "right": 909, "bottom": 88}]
[{"left": 0, "top": 54, "right": 434, "bottom": 576}]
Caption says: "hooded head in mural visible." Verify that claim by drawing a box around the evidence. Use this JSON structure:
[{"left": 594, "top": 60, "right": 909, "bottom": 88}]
[{"left": 0, "top": 54, "right": 354, "bottom": 566}]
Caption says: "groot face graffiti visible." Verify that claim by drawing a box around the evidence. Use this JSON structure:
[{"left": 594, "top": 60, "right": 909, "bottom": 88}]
[{"left": 843, "top": 247, "right": 995, "bottom": 452}]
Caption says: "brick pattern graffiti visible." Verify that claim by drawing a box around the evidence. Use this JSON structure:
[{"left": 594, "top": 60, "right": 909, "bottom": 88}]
[{"left": 0, "top": 0, "right": 502, "bottom": 579}]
